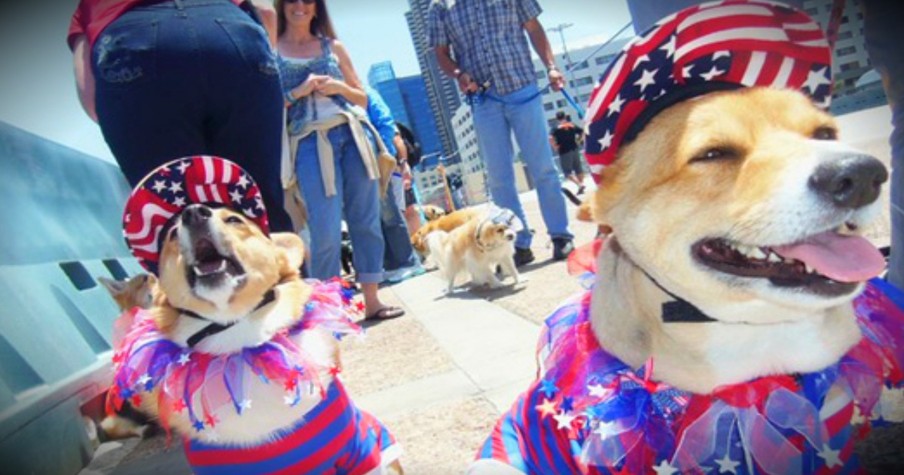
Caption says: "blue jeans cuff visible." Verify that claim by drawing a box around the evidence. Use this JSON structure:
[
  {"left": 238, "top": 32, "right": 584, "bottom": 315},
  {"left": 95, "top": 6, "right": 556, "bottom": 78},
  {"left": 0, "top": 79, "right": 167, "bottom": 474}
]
[{"left": 356, "top": 271, "right": 384, "bottom": 284}]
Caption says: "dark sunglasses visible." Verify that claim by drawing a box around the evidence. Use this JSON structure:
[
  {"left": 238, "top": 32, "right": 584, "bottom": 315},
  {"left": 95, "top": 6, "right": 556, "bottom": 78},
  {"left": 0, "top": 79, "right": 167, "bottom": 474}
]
[{"left": 285, "top": 0, "right": 316, "bottom": 4}]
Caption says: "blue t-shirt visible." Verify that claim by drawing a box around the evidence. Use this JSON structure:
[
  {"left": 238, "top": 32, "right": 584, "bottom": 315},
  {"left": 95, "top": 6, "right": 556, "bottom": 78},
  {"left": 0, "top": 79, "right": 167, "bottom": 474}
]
[{"left": 364, "top": 87, "right": 398, "bottom": 157}]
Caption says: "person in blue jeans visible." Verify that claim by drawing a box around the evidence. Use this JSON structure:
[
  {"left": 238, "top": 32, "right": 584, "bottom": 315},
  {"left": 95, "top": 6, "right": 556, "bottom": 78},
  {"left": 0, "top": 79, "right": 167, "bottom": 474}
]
[
  {"left": 277, "top": 0, "right": 403, "bottom": 320},
  {"left": 428, "top": 0, "right": 574, "bottom": 266},
  {"left": 69, "top": 0, "right": 292, "bottom": 233},
  {"left": 364, "top": 88, "right": 426, "bottom": 283},
  {"left": 862, "top": 0, "right": 903, "bottom": 290}
]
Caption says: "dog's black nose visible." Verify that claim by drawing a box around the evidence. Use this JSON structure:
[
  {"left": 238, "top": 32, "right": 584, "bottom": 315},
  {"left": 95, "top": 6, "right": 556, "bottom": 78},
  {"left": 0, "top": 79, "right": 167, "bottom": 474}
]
[
  {"left": 182, "top": 204, "right": 212, "bottom": 226},
  {"left": 809, "top": 154, "right": 887, "bottom": 209}
]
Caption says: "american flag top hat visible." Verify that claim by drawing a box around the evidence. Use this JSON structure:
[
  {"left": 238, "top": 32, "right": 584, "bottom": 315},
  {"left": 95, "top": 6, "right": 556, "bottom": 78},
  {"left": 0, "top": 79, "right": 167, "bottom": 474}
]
[
  {"left": 123, "top": 156, "right": 270, "bottom": 274},
  {"left": 584, "top": 0, "right": 833, "bottom": 183}
]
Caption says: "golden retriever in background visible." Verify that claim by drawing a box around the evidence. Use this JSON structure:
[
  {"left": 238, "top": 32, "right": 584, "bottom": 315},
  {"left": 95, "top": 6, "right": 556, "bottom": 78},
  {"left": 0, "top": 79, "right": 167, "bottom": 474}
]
[
  {"left": 411, "top": 206, "right": 481, "bottom": 257},
  {"left": 420, "top": 204, "right": 447, "bottom": 221},
  {"left": 425, "top": 210, "right": 520, "bottom": 293}
]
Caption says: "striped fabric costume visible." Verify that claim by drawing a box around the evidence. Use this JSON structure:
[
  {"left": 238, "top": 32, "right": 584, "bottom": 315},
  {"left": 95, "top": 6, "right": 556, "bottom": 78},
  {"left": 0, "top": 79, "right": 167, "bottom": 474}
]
[
  {"left": 109, "top": 280, "right": 399, "bottom": 475},
  {"left": 477, "top": 275, "right": 904, "bottom": 474}
]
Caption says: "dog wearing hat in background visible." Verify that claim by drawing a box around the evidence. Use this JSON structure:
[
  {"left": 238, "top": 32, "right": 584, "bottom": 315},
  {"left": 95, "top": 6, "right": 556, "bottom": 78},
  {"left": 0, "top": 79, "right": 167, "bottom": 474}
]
[
  {"left": 471, "top": 2, "right": 903, "bottom": 474},
  {"left": 109, "top": 156, "right": 402, "bottom": 474}
]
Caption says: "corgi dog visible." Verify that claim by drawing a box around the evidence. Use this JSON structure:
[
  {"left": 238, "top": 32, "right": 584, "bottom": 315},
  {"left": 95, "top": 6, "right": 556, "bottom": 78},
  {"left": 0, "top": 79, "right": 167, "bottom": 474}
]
[
  {"left": 411, "top": 206, "right": 481, "bottom": 258},
  {"left": 112, "top": 203, "right": 402, "bottom": 474},
  {"left": 471, "top": 83, "right": 902, "bottom": 474},
  {"left": 420, "top": 204, "right": 447, "bottom": 221},
  {"left": 426, "top": 208, "right": 520, "bottom": 293}
]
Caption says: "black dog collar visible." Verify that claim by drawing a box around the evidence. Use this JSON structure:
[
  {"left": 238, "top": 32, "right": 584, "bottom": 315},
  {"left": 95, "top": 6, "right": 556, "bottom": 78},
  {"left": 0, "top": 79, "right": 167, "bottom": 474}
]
[{"left": 181, "top": 288, "right": 277, "bottom": 348}]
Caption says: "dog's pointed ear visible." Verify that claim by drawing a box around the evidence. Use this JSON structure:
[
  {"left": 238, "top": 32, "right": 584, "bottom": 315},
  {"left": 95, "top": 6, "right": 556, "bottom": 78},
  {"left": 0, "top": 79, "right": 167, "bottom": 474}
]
[
  {"left": 271, "top": 232, "right": 306, "bottom": 274},
  {"left": 98, "top": 276, "right": 127, "bottom": 296}
]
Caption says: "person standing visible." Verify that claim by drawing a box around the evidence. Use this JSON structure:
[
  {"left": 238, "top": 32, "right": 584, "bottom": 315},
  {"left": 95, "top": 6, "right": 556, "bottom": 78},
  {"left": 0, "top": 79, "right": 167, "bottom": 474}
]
[
  {"left": 549, "top": 110, "right": 586, "bottom": 194},
  {"left": 277, "top": 0, "right": 403, "bottom": 320},
  {"left": 68, "top": 0, "right": 292, "bottom": 232},
  {"left": 428, "top": 0, "right": 575, "bottom": 265}
]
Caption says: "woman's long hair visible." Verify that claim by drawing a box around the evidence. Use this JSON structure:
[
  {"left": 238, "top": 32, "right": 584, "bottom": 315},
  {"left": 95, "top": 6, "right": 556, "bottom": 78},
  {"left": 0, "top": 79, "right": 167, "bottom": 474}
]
[{"left": 275, "top": 0, "right": 337, "bottom": 39}]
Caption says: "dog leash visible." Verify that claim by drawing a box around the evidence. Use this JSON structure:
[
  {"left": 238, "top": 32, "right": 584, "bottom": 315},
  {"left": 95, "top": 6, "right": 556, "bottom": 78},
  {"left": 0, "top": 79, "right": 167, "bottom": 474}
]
[{"left": 181, "top": 287, "right": 277, "bottom": 348}]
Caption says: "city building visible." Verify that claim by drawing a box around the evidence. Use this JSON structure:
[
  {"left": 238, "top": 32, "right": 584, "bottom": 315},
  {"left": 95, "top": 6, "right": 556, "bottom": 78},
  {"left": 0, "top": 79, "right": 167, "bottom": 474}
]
[
  {"left": 367, "top": 61, "right": 411, "bottom": 129},
  {"left": 802, "top": 0, "right": 872, "bottom": 96},
  {"left": 366, "top": 62, "right": 442, "bottom": 157},
  {"left": 405, "top": 0, "right": 461, "bottom": 159}
]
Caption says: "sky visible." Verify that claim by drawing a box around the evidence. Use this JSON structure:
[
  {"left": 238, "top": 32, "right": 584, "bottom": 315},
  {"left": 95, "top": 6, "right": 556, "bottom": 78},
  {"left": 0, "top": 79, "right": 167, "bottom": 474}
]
[{"left": 0, "top": 0, "right": 631, "bottom": 164}]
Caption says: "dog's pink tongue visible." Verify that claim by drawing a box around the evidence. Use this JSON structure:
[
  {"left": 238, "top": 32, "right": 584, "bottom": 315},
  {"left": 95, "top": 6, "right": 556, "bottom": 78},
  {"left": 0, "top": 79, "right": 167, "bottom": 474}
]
[{"left": 772, "top": 231, "right": 885, "bottom": 282}]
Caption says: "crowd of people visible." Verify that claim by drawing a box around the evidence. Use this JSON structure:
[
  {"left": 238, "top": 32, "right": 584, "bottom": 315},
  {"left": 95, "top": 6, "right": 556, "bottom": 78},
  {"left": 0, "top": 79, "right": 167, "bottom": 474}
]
[{"left": 69, "top": 0, "right": 901, "bottom": 309}]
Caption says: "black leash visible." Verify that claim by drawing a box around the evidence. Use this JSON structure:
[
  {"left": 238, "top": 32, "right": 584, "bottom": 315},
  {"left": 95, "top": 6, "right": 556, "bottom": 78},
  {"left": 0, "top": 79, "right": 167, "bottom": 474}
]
[{"left": 181, "top": 288, "right": 277, "bottom": 348}]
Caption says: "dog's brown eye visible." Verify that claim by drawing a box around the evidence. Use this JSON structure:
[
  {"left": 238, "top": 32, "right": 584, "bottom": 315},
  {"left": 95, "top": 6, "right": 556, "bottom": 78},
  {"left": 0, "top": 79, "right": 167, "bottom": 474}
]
[
  {"left": 690, "top": 147, "right": 737, "bottom": 163},
  {"left": 812, "top": 126, "right": 837, "bottom": 141},
  {"left": 225, "top": 215, "right": 244, "bottom": 225}
]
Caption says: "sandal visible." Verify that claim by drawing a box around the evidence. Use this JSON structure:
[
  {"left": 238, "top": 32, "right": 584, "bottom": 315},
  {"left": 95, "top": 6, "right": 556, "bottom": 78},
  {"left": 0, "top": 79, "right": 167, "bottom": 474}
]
[{"left": 364, "top": 306, "right": 405, "bottom": 321}]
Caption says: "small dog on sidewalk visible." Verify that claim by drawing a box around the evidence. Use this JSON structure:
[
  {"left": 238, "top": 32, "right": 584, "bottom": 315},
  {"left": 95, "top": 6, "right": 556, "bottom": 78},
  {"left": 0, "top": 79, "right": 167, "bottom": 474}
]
[{"left": 425, "top": 206, "right": 521, "bottom": 293}]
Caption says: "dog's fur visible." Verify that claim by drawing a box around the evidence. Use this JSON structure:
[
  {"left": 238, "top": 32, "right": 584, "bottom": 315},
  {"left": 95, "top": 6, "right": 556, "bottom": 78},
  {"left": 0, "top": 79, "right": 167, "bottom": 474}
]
[
  {"left": 97, "top": 274, "right": 159, "bottom": 440},
  {"left": 130, "top": 205, "right": 400, "bottom": 472},
  {"left": 587, "top": 88, "right": 884, "bottom": 393},
  {"left": 425, "top": 213, "right": 519, "bottom": 293},
  {"left": 473, "top": 87, "right": 890, "bottom": 473},
  {"left": 411, "top": 207, "right": 481, "bottom": 257},
  {"left": 420, "top": 204, "right": 447, "bottom": 221}
]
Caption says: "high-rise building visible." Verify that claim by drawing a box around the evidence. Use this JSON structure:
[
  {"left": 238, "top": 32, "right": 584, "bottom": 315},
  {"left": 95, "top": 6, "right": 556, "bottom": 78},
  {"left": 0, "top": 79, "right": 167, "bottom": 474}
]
[
  {"left": 366, "top": 62, "right": 443, "bottom": 158},
  {"left": 367, "top": 62, "right": 411, "bottom": 128},
  {"left": 406, "top": 0, "right": 461, "bottom": 160}
]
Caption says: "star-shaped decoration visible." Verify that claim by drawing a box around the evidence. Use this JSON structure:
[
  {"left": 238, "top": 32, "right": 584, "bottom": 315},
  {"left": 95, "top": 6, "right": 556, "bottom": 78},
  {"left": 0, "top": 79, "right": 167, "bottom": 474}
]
[
  {"left": 172, "top": 399, "right": 187, "bottom": 413},
  {"left": 204, "top": 430, "right": 220, "bottom": 442},
  {"left": 587, "top": 383, "right": 610, "bottom": 398},
  {"left": 239, "top": 399, "right": 253, "bottom": 413},
  {"left": 177, "top": 161, "right": 191, "bottom": 174},
  {"left": 715, "top": 454, "right": 740, "bottom": 474},
  {"left": 682, "top": 64, "right": 694, "bottom": 78},
  {"left": 607, "top": 94, "right": 625, "bottom": 116},
  {"left": 136, "top": 373, "right": 151, "bottom": 387},
  {"left": 553, "top": 410, "right": 577, "bottom": 430},
  {"left": 802, "top": 66, "right": 831, "bottom": 93},
  {"left": 817, "top": 444, "right": 841, "bottom": 468},
  {"left": 593, "top": 419, "right": 620, "bottom": 439},
  {"left": 560, "top": 396, "right": 574, "bottom": 412},
  {"left": 284, "top": 378, "right": 298, "bottom": 392},
  {"left": 236, "top": 174, "right": 250, "bottom": 189},
  {"left": 168, "top": 181, "right": 183, "bottom": 194},
  {"left": 539, "top": 379, "right": 558, "bottom": 398},
  {"left": 244, "top": 207, "right": 256, "bottom": 218},
  {"left": 131, "top": 394, "right": 142, "bottom": 407},
  {"left": 652, "top": 459, "right": 678, "bottom": 475},
  {"left": 634, "top": 68, "right": 658, "bottom": 93},
  {"left": 535, "top": 398, "right": 557, "bottom": 417},
  {"left": 700, "top": 65, "right": 725, "bottom": 81},
  {"left": 204, "top": 413, "right": 219, "bottom": 428},
  {"left": 230, "top": 189, "right": 244, "bottom": 204},
  {"left": 255, "top": 195, "right": 265, "bottom": 210},
  {"left": 660, "top": 35, "right": 677, "bottom": 57},
  {"left": 173, "top": 196, "right": 186, "bottom": 207},
  {"left": 177, "top": 352, "right": 192, "bottom": 366},
  {"left": 329, "top": 366, "right": 341, "bottom": 377},
  {"left": 152, "top": 180, "right": 167, "bottom": 193},
  {"left": 192, "top": 420, "right": 204, "bottom": 432},
  {"left": 598, "top": 130, "right": 614, "bottom": 150}
]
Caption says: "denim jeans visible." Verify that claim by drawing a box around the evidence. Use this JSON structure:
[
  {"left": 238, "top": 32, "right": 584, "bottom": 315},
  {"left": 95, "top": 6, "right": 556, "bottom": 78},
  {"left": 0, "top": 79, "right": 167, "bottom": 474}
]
[
  {"left": 296, "top": 124, "right": 384, "bottom": 283},
  {"left": 471, "top": 84, "right": 573, "bottom": 249},
  {"left": 92, "top": 0, "right": 291, "bottom": 232},
  {"left": 381, "top": 175, "right": 420, "bottom": 272},
  {"left": 864, "top": 1, "right": 903, "bottom": 289}
]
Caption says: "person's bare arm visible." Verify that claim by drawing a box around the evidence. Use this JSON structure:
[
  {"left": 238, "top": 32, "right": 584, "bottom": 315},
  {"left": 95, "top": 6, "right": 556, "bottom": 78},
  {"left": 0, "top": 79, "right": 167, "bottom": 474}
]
[
  {"left": 317, "top": 40, "right": 367, "bottom": 108},
  {"left": 247, "top": 0, "right": 277, "bottom": 48},
  {"left": 435, "top": 44, "right": 477, "bottom": 94},
  {"left": 523, "top": 18, "right": 565, "bottom": 91},
  {"left": 72, "top": 34, "right": 98, "bottom": 122}
]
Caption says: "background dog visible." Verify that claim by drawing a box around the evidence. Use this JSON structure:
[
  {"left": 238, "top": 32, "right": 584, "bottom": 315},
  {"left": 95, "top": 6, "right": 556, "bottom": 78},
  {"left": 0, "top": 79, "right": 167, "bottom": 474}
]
[
  {"left": 411, "top": 206, "right": 481, "bottom": 258},
  {"left": 425, "top": 209, "right": 520, "bottom": 293},
  {"left": 420, "top": 204, "right": 447, "bottom": 221}
]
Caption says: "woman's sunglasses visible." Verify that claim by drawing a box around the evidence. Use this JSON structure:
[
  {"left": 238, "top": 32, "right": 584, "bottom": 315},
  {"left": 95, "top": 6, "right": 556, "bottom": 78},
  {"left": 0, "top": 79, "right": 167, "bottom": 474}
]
[{"left": 285, "top": 0, "right": 316, "bottom": 4}]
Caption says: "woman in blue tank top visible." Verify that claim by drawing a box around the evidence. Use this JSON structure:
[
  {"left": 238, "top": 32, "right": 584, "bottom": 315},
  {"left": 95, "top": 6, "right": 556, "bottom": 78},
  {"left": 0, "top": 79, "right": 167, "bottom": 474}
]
[{"left": 276, "top": 0, "right": 404, "bottom": 321}]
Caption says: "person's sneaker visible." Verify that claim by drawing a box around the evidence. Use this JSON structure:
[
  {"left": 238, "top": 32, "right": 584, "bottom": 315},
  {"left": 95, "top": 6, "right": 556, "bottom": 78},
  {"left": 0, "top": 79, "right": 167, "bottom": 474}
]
[
  {"left": 513, "top": 247, "right": 535, "bottom": 267},
  {"left": 552, "top": 238, "right": 575, "bottom": 261}
]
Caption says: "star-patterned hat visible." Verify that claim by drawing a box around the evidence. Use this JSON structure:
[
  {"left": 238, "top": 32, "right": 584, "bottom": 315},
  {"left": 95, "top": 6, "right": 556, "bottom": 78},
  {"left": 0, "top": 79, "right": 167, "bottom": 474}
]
[
  {"left": 584, "top": 0, "right": 833, "bottom": 182},
  {"left": 123, "top": 156, "right": 269, "bottom": 274}
]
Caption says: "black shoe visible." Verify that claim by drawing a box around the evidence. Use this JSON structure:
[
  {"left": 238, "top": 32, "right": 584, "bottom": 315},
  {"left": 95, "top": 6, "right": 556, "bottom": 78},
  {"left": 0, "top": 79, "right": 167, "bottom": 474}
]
[
  {"left": 513, "top": 247, "right": 535, "bottom": 267},
  {"left": 552, "top": 238, "right": 575, "bottom": 261}
]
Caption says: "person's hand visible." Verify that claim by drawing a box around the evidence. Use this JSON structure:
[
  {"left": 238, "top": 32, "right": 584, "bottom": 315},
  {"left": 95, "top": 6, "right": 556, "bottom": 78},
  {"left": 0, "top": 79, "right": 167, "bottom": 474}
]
[
  {"left": 314, "top": 77, "right": 348, "bottom": 97},
  {"left": 290, "top": 74, "right": 328, "bottom": 100},
  {"left": 457, "top": 72, "right": 479, "bottom": 95},
  {"left": 548, "top": 68, "right": 565, "bottom": 92}
]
